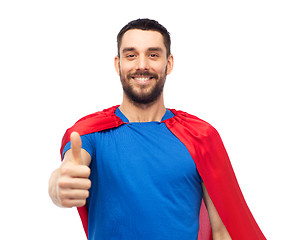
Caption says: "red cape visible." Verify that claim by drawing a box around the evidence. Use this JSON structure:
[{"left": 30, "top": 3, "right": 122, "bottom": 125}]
[{"left": 60, "top": 105, "right": 266, "bottom": 240}]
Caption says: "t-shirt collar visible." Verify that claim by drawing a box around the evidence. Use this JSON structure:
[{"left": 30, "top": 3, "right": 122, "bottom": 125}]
[{"left": 115, "top": 107, "right": 174, "bottom": 123}]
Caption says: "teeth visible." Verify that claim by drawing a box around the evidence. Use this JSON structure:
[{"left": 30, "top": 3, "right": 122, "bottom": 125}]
[{"left": 135, "top": 77, "right": 150, "bottom": 81}]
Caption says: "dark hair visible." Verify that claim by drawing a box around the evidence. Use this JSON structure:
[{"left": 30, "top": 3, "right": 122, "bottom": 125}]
[{"left": 117, "top": 18, "right": 171, "bottom": 58}]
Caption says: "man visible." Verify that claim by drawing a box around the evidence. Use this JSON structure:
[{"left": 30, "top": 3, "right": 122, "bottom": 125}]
[{"left": 49, "top": 19, "right": 266, "bottom": 240}]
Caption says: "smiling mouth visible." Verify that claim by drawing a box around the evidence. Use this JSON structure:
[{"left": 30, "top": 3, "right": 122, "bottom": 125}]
[
  {"left": 130, "top": 76, "right": 155, "bottom": 85},
  {"left": 127, "top": 71, "right": 158, "bottom": 84},
  {"left": 132, "top": 76, "right": 154, "bottom": 81}
]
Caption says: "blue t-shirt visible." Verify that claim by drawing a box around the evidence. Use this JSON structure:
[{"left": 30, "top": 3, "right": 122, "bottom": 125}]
[{"left": 63, "top": 108, "right": 203, "bottom": 240}]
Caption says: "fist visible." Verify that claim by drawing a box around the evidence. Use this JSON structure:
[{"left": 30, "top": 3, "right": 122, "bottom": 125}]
[{"left": 57, "top": 132, "right": 91, "bottom": 208}]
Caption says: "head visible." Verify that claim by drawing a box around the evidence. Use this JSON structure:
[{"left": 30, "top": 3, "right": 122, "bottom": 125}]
[
  {"left": 117, "top": 18, "right": 171, "bottom": 58},
  {"left": 115, "top": 19, "right": 173, "bottom": 106}
]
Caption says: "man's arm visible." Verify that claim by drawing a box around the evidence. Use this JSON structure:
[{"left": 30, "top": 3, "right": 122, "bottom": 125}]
[
  {"left": 48, "top": 132, "right": 92, "bottom": 208},
  {"left": 201, "top": 183, "right": 232, "bottom": 240}
]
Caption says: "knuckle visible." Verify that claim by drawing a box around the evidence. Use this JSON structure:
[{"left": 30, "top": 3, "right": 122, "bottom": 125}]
[
  {"left": 60, "top": 199, "right": 71, "bottom": 208},
  {"left": 84, "top": 190, "right": 89, "bottom": 199},
  {"left": 86, "top": 167, "right": 91, "bottom": 176},
  {"left": 60, "top": 165, "right": 72, "bottom": 175},
  {"left": 86, "top": 179, "right": 92, "bottom": 189},
  {"left": 77, "top": 190, "right": 88, "bottom": 199},
  {"left": 77, "top": 200, "right": 86, "bottom": 207},
  {"left": 81, "top": 166, "right": 91, "bottom": 177},
  {"left": 58, "top": 188, "right": 67, "bottom": 200},
  {"left": 58, "top": 177, "right": 69, "bottom": 188}
]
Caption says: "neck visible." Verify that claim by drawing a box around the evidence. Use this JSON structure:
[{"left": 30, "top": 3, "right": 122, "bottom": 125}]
[{"left": 119, "top": 93, "right": 166, "bottom": 122}]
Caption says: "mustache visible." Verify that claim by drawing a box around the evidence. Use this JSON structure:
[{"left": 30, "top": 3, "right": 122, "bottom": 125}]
[{"left": 127, "top": 71, "right": 158, "bottom": 79}]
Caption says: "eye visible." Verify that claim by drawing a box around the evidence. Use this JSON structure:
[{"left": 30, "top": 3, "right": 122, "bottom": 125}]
[
  {"left": 127, "top": 54, "right": 136, "bottom": 58},
  {"left": 149, "top": 53, "right": 159, "bottom": 58}
]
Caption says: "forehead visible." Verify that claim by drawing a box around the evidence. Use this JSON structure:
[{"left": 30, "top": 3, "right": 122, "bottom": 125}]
[{"left": 120, "top": 29, "right": 166, "bottom": 52}]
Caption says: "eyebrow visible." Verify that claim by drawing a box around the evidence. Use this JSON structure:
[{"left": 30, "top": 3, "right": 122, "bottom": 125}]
[
  {"left": 122, "top": 47, "right": 136, "bottom": 53},
  {"left": 147, "top": 47, "right": 163, "bottom": 52},
  {"left": 122, "top": 47, "right": 163, "bottom": 53}
]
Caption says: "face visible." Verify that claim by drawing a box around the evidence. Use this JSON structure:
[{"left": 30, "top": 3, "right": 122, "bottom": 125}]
[{"left": 115, "top": 29, "right": 173, "bottom": 105}]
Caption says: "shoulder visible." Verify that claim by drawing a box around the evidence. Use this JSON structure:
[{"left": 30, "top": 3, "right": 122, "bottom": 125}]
[
  {"left": 167, "top": 109, "right": 225, "bottom": 158},
  {"left": 75, "top": 105, "right": 119, "bottom": 124},
  {"left": 60, "top": 105, "right": 122, "bottom": 158},
  {"left": 168, "top": 108, "right": 218, "bottom": 136},
  {"left": 68, "top": 105, "right": 123, "bottom": 135}
]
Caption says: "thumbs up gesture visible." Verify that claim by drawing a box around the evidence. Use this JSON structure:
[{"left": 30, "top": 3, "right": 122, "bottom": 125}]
[
  {"left": 70, "top": 131, "right": 84, "bottom": 164},
  {"left": 49, "top": 132, "right": 91, "bottom": 208}
]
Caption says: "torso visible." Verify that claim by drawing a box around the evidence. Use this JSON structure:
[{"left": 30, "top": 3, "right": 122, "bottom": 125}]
[{"left": 64, "top": 108, "right": 203, "bottom": 240}]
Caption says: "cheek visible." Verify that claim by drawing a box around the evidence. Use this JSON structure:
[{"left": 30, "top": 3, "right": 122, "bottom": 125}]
[
  {"left": 119, "top": 62, "right": 134, "bottom": 75},
  {"left": 154, "top": 65, "right": 167, "bottom": 76},
  {"left": 151, "top": 60, "right": 168, "bottom": 73}
]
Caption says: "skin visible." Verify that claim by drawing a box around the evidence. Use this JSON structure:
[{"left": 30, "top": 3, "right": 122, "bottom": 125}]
[
  {"left": 48, "top": 132, "right": 91, "bottom": 208},
  {"left": 49, "top": 29, "right": 231, "bottom": 239},
  {"left": 115, "top": 29, "right": 174, "bottom": 122}
]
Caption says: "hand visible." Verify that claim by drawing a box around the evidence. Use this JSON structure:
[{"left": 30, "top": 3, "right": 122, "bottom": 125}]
[{"left": 56, "top": 132, "right": 91, "bottom": 208}]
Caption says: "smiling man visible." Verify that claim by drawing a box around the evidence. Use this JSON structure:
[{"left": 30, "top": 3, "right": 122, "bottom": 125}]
[
  {"left": 115, "top": 27, "right": 173, "bottom": 121},
  {"left": 116, "top": 29, "right": 172, "bottom": 109},
  {"left": 49, "top": 19, "right": 266, "bottom": 240}
]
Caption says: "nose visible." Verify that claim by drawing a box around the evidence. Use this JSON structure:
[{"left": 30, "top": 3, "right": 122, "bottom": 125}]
[{"left": 136, "top": 55, "right": 149, "bottom": 71}]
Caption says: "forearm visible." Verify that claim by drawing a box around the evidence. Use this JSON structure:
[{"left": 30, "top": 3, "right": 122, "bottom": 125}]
[
  {"left": 213, "top": 231, "right": 232, "bottom": 240},
  {"left": 202, "top": 183, "right": 232, "bottom": 240},
  {"left": 211, "top": 214, "right": 231, "bottom": 240}
]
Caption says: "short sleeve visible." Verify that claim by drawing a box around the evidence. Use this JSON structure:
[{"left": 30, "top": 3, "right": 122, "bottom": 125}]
[{"left": 62, "top": 133, "right": 96, "bottom": 159}]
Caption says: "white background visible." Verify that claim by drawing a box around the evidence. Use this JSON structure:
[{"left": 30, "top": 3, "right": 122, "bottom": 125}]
[{"left": 0, "top": 0, "right": 282, "bottom": 239}]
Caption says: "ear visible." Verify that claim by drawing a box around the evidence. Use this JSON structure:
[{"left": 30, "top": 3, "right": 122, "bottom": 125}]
[
  {"left": 166, "top": 54, "right": 174, "bottom": 75},
  {"left": 114, "top": 56, "right": 120, "bottom": 76}
]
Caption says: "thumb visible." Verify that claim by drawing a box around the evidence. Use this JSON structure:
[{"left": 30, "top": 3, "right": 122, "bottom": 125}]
[{"left": 70, "top": 131, "right": 82, "bottom": 164}]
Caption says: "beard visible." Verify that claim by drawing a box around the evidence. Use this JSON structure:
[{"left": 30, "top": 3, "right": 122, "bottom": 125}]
[{"left": 119, "top": 67, "right": 167, "bottom": 105}]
